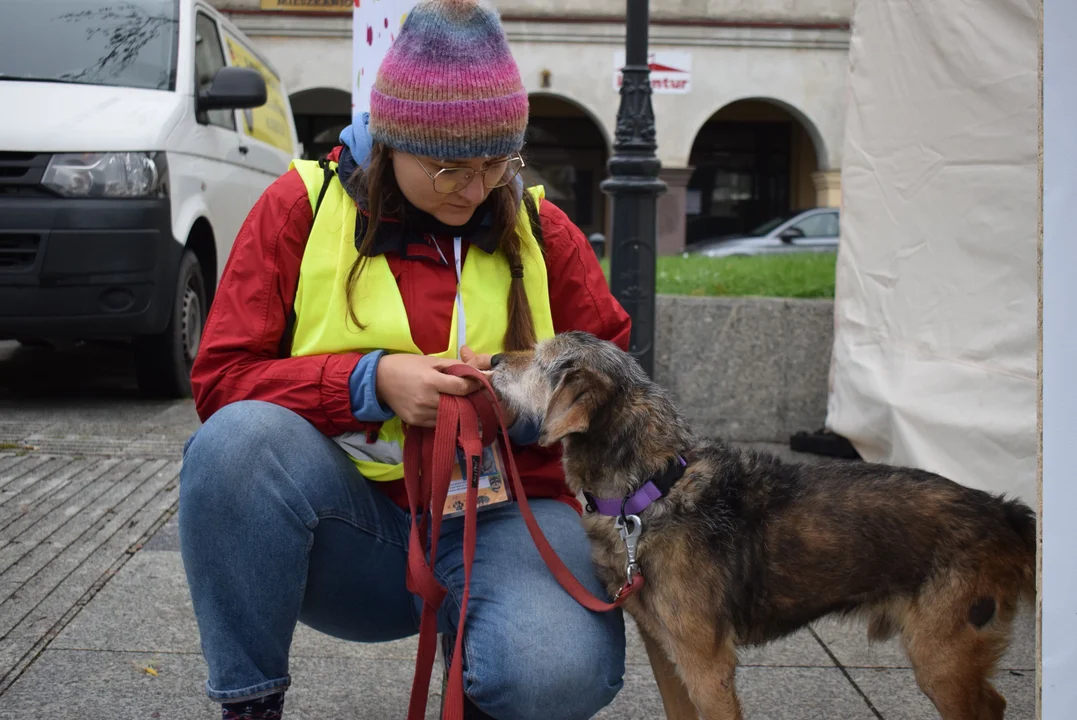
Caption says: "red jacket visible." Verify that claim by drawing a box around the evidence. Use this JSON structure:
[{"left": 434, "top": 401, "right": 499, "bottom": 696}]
[{"left": 191, "top": 147, "right": 631, "bottom": 510}]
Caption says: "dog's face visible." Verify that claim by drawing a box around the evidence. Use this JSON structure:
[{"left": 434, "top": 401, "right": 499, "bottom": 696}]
[{"left": 490, "top": 331, "right": 646, "bottom": 447}]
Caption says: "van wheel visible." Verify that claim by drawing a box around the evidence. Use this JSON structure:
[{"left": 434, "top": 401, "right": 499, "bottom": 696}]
[{"left": 134, "top": 251, "right": 206, "bottom": 398}]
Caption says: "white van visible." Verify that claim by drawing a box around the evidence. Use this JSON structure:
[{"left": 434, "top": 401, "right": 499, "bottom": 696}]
[{"left": 0, "top": 0, "right": 299, "bottom": 397}]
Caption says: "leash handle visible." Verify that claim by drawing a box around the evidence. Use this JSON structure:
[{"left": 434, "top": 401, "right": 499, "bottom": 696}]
[
  {"left": 442, "top": 365, "right": 641, "bottom": 612},
  {"left": 403, "top": 364, "right": 640, "bottom": 720}
]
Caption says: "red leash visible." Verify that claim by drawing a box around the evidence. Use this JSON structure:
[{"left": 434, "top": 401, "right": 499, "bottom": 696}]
[{"left": 402, "top": 364, "right": 643, "bottom": 720}]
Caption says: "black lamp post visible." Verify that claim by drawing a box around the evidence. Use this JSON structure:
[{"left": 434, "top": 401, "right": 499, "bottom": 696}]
[{"left": 601, "top": 0, "right": 667, "bottom": 378}]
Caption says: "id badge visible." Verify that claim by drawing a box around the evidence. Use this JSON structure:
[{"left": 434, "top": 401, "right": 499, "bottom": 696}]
[{"left": 442, "top": 444, "right": 513, "bottom": 519}]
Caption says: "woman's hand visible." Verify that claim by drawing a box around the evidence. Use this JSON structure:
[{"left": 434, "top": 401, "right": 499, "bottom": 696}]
[
  {"left": 460, "top": 345, "right": 493, "bottom": 371},
  {"left": 460, "top": 346, "right": 517, "bottom": 426},
  {"left": 375, "top": 353, "right": 482, "bottom": 428}
]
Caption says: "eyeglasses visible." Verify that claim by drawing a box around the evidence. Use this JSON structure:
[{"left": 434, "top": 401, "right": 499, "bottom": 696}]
[{"left": 414, "top": 154, "right": 525, "bottom": 194}]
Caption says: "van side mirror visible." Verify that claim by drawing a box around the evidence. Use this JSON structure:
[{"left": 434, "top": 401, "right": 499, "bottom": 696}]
[
  {"left": 198, "top": 67, "right": 267, "bottom": 112},
  {"left": 779, "top": 227, "right": 804, "bottom": 243}
]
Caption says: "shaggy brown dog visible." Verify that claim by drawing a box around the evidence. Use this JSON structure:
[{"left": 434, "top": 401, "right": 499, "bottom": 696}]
[{"left": 489, "top": 331, "right": 1036, "bottom": 720}]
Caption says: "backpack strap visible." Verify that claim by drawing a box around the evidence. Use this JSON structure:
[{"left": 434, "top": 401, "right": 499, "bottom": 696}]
[
  {"left": 278, "top": 156, "right": 335, "bottom": 358},
  {"left": 313, "top": 156, "right": 335, "bottom": 221}
]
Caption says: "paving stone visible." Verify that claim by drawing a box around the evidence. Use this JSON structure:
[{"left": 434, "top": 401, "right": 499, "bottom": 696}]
[
  {"left": 0, "top": 457, "right": 120, "bottom": 542},
  {"left": 0, "top": 456, "right": 31, "bottom": 476},
  {"left": 624, "top": 614, "right": 833, "bottom": 669},
  {"left": 52, "top": 550, "right": 204, "bottom": 655},
  {"left": 811, "top": 615, "right": 910, "bottom": 668},
  {"left": 0, "top": 462, "right": 179, "bottom": 688},
  {"left": 142, "top": 512, "right": 180, "bottom": 552},
  {"left": 0, "top": 455, "right": 69, "bottom": 498},
  {"left": 0, "top": 649, "right": 882, "bottom": 720},
  {"left": 593, "top": 663, "right": 671, "bottom": 720},
  {"left": 2, "top": 471, "right": 179, "bottom": 636},
  {"left": 0, "top": 457, "right": 99, "bottom": 531},
  {"left": 14, "top": 424, "right": 189, "bottom": 459},
  {"left": 0, "top": 402, "right": 168, "bottom": 426},
  {"left": 737, "top": 667, "right": 877, "bottom": 719},
  {"left": 0, "top": 649, "right": 221, "bottom": 720},
  {"left": 0, "top": 454, "right": 56, "bottom": 492},
  {"left": 14, "top": 436, "right": 138, "bottom": 457},
  {"left": 599, "top": 666, "right": 878, "bottom": 720},
  {"left": 0, "top": 339, "right": 1043, "bottom": 718},
  {"left": 0, "top": 458, "right": 164, "bottom": 581},
  {"left": 739, "top": 630, "right": 836, "bottom": 667},
  {"left": 0, "top": 649, "right": 448, "bottom": 720},
  {"left": 999, "top": 604, "right": 1036, "bottom": 670},
  {"left": 0, "top": 582, "right": 21, "bottom": 606},
  {"left": 53, "top": 550, "right": 421, "bottom": 662},
  {"left": 123, "top": 437, "right": 187, "bottom": 460},
  {"left": 0, "top": 435, "right": 45, "bottom": 455},
  {"left": 848, "top": 667, "right": 1036, "bottom": 720},
  {"left": 811, "top": 605, "right": 1037, "bottom": 671}
]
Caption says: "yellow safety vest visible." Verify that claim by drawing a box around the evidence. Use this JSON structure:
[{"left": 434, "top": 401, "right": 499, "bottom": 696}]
[{"left": 288, "top": 159, "right": 556, "bottom": 481}]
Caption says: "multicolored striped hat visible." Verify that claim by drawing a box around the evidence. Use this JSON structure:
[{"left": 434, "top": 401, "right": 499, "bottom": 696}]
[{"left": 369, "top": 0, "right": 529, "bottom": 160}]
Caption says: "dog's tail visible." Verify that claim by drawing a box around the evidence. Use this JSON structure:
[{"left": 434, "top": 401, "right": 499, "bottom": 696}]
[{"left": 1001, "top": 497, "right": 1037, "bottom": 602}]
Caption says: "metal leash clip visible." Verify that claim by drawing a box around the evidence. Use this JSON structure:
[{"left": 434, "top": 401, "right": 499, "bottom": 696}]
[{"left": 614, "top": 513, "right": 643, "bottom": 580}]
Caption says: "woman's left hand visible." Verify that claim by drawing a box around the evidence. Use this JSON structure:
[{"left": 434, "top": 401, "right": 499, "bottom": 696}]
[
  {"left": 460, "top": 345, "right": 517, "bottom": 426},
  {"left": 460, "top": 345, "right": 493, "bottom": 371}
]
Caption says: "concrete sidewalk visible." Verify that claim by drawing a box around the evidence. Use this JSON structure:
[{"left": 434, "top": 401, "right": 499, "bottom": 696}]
[{"left": 0, "top": 341, "right": 1036, "bottom": 719}]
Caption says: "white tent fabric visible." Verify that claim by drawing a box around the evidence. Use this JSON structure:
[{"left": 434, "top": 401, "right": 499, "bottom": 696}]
[{"left": 826, "top": 0, "right": 1039, "bottom": 505}]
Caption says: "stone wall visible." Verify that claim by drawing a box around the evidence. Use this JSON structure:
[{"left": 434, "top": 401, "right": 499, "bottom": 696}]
[{"left": 655, "top": 296, "right": 834, "bottom": 443}]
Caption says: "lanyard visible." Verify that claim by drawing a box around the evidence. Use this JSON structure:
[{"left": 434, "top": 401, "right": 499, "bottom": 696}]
[
  {"left": 453, "top": 237, "right": 466, "bottom": 359},
  {"left": 433, "top": 236, "right": 467, "bottom": 359}
]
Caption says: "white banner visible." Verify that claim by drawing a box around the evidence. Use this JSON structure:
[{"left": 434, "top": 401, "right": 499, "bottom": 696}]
[
  {"left": 826, "top": 0, "right": 1038, "bottom": 506},
  {"left": 352, "top": 0, "right": 418, "bottom": 115},
  {"left": 613, "top": 51, "right": 692, "bottom": 94}
]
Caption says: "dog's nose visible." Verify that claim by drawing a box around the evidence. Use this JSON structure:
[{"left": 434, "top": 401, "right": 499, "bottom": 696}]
[{"left": 490, "top": 353, "right": 504, "bottom": 369}]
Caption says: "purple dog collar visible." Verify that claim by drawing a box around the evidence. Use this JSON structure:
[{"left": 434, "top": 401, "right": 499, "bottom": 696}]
[{"left": 584, "top": 455, "right": 688, "bottom": 517}]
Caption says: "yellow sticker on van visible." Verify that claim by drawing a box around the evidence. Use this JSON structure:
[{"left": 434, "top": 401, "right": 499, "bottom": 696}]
[{"left": 224, "top": 36, "right": 294, "bottom": 155}]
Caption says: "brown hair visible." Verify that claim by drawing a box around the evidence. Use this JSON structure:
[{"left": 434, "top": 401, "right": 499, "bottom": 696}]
[{"left": 344, "top": 142, "right": 538, "bottom": 353}]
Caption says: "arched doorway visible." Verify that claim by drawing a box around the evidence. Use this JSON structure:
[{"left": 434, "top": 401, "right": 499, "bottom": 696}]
[
  {"left": 289, "top": 87, "right": 351, "bottom": 160},
  {"left": 686, "top": 99, "right": 825, "bottom": 245},
  {"left": 524, "top": 94, "right": 610, "bottom": 238}
]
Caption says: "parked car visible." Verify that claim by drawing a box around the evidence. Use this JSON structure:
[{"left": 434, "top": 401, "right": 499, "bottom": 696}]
[
  {"left": 686, "top": 208, "right": 840, "bottom": 258},
  {"left": 0, "top": 0, "right": 300, "bottom": 397}
]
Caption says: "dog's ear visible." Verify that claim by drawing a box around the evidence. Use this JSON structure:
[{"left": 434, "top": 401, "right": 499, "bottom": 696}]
[{"left": 539, "top": 369, "right": 599, "bottom": 447}]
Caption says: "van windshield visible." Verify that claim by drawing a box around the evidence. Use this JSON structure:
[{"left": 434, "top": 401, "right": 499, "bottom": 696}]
[{"left": 0, "top": 0, "right": 179, "bottom": 91}]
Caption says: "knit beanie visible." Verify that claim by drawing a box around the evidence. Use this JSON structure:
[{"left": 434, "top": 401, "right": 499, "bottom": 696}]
[{"left": 368, "top": 0, "right": 529, "bottom": 160}]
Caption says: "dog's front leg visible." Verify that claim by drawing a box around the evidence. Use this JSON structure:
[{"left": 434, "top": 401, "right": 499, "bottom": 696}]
[
  {"left": 666, "top": 631, "right": 743, "bottom": 720},
  {"left": 637, "top": 621, "right": 700, "bottom": 720},
  {"left": 635, "top": 603, "right": 743, "bottom": 720}
]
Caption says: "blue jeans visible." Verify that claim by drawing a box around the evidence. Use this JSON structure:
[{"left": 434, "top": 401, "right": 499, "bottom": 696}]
[{"left": 178, "top": 400, "right": 625, "bottom": 720}]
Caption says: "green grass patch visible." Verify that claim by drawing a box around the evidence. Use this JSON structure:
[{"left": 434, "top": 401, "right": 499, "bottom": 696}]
[{"left": 601, "top": 252, "right": 836, "bottom": 298}]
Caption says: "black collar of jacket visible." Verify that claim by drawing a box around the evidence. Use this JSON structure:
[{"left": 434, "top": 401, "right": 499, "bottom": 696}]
[{"left": 336, "top": 146, "right": 499, "bottom": 258}]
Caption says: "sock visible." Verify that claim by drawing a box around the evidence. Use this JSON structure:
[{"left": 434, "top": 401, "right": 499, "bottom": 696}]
[{"left": 221, "top": 692, "right": 285, "bottom": 720}]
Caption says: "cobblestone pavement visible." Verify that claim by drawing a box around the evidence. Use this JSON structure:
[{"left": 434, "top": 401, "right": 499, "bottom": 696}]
[{"left": 0, "top": 341, "right": 1035, "bottom": 719}]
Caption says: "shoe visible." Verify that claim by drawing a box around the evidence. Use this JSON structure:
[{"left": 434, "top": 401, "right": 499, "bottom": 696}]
[{"left": 789, "top": 428, "right": 861, "bottom": 459}]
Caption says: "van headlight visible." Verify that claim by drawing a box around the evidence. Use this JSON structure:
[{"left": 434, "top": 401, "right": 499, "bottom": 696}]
[{"left": 42, "top": 152, "right": 168, "bottom": 198}]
